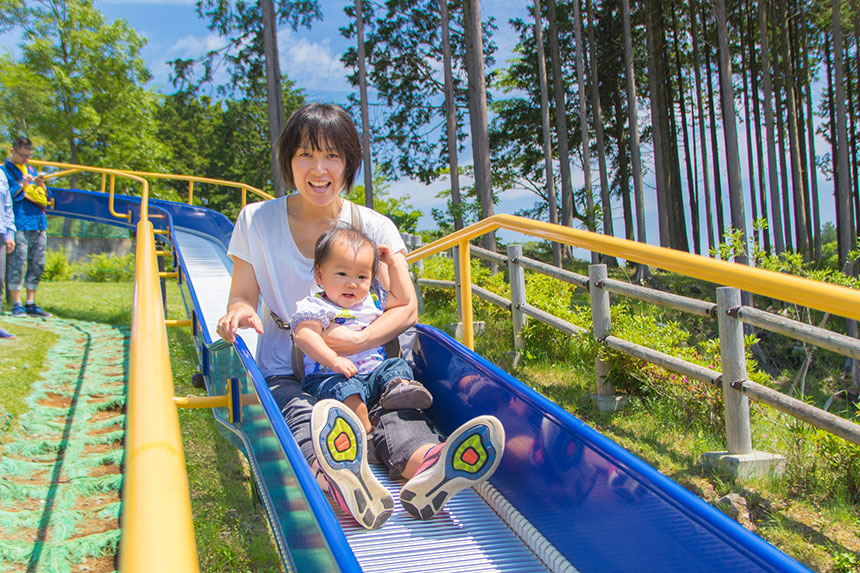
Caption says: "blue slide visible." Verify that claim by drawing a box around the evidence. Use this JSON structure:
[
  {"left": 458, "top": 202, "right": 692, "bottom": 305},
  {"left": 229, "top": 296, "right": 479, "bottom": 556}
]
[{"left": 51, "top": 186, "right": 810, "bottom": 572}]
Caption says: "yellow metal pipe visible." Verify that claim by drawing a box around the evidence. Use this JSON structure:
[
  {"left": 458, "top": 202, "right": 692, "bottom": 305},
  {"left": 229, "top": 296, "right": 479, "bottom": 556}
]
[
  {"left": 187, "top": 180, "right": 194, "bottom": 205},
  {"left": 164, "top": 319, "right": 191, "bottom": 327},
  {"left": 458, "top": 240, "right": 475, "bottom": 349},
  {"left": 407, "top": 214, "right": 860, "bottom": 324},
  {"left": 107, "top": 175, "right": 131, "bottom": 222},
  {"left": 241, "top": 187, "right": 247, "bottom": 207},
  {"left": 155, "top": 250, "right": 171, "bottom": 257},
  {"left": 159, "top": 271, "right": 179, "bottom": 278},
  {"left": 121, "top": 221, "right": 198, "bottom": 572},
  {"left": 153, "top": 229, "right": 169, "bottom": 235}
]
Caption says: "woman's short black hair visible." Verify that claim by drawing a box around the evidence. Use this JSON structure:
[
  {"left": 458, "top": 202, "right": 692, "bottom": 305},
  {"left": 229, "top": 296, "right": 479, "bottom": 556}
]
[
  {"left": 277, "top": 103, "right": 362, "bottom": 192},
  {"left": 314, "top": 222, "right": 379, "bottom": 279}
]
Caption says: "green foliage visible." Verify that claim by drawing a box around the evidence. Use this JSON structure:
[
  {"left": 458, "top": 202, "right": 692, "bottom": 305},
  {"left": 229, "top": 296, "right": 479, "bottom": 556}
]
[
  {"left": 42, "top": 248, "right": 73, "bottom": 281},
  {"left": 344, "top": 167, "right": 422, "bottom": 233},
  {"left": 0, "top": 0, "right": 170, "bottom": 190},
  {"left": 42, "top": 249, "right": 134, "bottom": 282},
  {"left": 813, "top": 431, "right": 860, "bottom": 504}
]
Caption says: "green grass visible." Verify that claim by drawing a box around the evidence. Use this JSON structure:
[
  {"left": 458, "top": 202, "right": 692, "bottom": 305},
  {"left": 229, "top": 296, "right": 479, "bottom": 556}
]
[
  {"left": 0, "top": 318, "right": 58, "bottom": 429},
  {"left": 1, "top": 279, "right": 282, "bottom": 572}
]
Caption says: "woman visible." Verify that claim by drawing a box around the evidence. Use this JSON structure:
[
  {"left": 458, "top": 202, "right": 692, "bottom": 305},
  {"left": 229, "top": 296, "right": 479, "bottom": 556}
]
[{"left": 217, "top": 103, "right": 504, "bottom": 530}]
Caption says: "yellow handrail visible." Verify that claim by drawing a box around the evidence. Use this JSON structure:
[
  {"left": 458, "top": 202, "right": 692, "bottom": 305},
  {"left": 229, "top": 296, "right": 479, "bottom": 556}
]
[
  {"left": 29, "top": 159, "right": 199, "bottom": 571},
  {"left": 406, "top": 215, "right": 860, "bottom": 349},
  {"left": 122, "top": 219, "right": 198, "bottom": 571},
  {"left": 108, "top": 168, "right": 273, "bottom": 207}
]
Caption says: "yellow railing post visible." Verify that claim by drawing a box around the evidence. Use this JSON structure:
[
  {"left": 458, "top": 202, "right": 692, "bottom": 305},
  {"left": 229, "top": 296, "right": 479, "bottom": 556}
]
[
  {"left": 458, "top": 239, "right": 474, "bottom": 349},
  {"left": 188, "top": 180, "right": 194, "bottom": 205}
]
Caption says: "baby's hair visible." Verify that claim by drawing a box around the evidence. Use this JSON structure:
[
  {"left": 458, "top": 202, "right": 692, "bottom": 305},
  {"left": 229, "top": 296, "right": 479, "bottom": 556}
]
[
  {"left": 277, "top": 103, "right": 362, "bottom": 192},
  {"left": 314, "top": 222, "right": 379, "bottom": 278}
]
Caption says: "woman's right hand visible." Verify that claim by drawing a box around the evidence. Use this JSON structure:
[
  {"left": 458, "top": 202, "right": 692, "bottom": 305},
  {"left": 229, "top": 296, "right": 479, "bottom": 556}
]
[{"left": 217, "top": 303, "right": 264, "bottom": 344}]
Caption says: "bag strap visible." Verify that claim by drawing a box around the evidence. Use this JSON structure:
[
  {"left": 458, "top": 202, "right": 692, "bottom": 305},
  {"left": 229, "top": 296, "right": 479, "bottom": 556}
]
[{"left": 274, "top": 200, "right": 379, "bottom": 381}]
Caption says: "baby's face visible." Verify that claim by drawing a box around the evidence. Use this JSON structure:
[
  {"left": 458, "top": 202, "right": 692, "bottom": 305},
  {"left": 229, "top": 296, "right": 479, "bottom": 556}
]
[{"left": 315, "top": 239, "right": 375, "bottom": 308}]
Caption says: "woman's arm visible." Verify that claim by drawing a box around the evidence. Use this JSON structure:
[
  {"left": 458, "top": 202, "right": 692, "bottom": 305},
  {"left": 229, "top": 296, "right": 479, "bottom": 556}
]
[
  {"left": 293, "top": 321, "right": 357, "bottom": 377},
  {"left": 323, "top": 250, "right": 417, "bottom": 355},
  {"left": 216, "top": 257, "right": 264, "bottom": 343}
]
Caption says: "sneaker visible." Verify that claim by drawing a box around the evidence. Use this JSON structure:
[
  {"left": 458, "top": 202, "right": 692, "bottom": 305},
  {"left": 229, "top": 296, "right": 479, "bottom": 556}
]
[
  {"left": 311, "top": 399, "right": 393, "bottom": 529},
  {"left": 0, "top": 326, "right": 14, "bottom": 339},
  {"left": 25, "top": 303, "right": 51, "bottom": 318},
  {"left": 379, "top": 378, "right": 433, "bottom": 411},
  {"left": 11, "top": 303, "right": 26, "bottom": 317},
  {"left": 400, "top": 415, "right": 505, "bottom": 520}
]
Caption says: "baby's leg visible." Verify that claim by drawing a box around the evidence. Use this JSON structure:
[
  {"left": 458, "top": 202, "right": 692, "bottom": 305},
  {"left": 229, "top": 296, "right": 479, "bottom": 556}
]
[{"left": 342, "top": 393, "right": 372, "bottom": 434}]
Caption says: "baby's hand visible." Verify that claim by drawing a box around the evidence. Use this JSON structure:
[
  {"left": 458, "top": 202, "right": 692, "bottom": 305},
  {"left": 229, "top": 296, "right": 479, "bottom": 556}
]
[
  {"left": 329, "top": 356, "right": 358, "bottom": 377},
  {"left": 378, "top": 244, "right": 396, "bottom": 266}
]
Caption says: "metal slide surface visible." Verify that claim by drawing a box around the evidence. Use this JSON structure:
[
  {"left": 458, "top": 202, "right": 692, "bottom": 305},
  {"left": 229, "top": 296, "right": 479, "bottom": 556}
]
[{"left": 50, "top": 188, "right": 811, "bottom": 572}]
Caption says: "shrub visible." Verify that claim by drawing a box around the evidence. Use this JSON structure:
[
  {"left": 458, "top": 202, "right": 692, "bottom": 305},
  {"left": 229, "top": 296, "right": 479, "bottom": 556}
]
[
  {"left": 77, "top": 253, "right": 134, "bottom": 282},
  {"left": 42, "top": 248, "right": 73, "bottom": 281}
]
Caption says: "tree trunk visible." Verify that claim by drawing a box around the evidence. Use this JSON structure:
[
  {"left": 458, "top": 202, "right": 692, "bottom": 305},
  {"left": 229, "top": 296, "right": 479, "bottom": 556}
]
[
  {"left": 671, "top": 0, "right": 700, "bottom": 255},
  {"left": 833, "top": 0, "right": 856, "bottom": 265},
  {"left": 262, "top": 0, "right": 284, "bottom": 196},
  {"left": 690, "top": 0, "right": 715, "bottom": 253},
  {"left": 833, "top": 0, "right": 860, "bottom": 391},
  {"left": 704, "top": 8, "right": 726, "bottom": 245},
  {"left": 572, "top": 0, "right": 598, "bottom": 263},
  {"left": 740, "top": 0, "right": 759, "bottom": 245},
  {"left": 780, "top": 0, "right": 809, "bottom": 258},
  {"left": 793, "top": 22, "right": 813, "bottom": 254},
  {"left": 748, "top": 0, "right": 770, "bottom": 253},
  {"left": 613, "top": 77, "right": 634, "bottom": 242},
  {"left": 826, "top": 33, "right": 844, "bottom": 258},
  {"left": 585, "top": 0, "right": 617, "bottom": 266},
  {"left": 803, "top": 29, "right": 821, "bottom": 258},
  {"left": 759, "top": 0, "right": 785, "bottom": 253},
  {"left": 533, "top": 0, "right": 561, "bottom": 266},
  {"left": 547, "top": 0, "right": 576, "bottom": 235},
  {"left": 846, "top": 42, "right": 860, "bottom": 240},
  {"left": 622, "top": 0, "right": 649, "bottom": 280},
  {"left": 713, "top": 0, "right": 748, "bottom": 264},
  {"left": 463, "top": 0, "right": 496, "bottom": 258},
  {"left": 355, "top": 0, "right": 373, "bottom": 208},
  {"left": 774, "top": 8, "right": 794, "bottom": 251},
  {"left": 440, "top": 0, "right": 463, "bottom": 231}
]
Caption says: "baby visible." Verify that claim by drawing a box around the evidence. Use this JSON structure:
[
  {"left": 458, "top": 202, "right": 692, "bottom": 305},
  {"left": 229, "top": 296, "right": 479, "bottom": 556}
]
[{"left": 290, "top": 222, "right": 432, "bottom": 433}]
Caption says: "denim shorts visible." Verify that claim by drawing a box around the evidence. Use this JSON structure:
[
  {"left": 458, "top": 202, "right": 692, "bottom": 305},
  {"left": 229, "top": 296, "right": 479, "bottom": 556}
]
[
  {"left": 267, "top": 371, "right": 440, "bottom": 478},
  {"left": 301, "top": 357, "right": 414, "bottom": 405},
  {"left": 7, "top": 230, "right": 46, "bottom": 291}
]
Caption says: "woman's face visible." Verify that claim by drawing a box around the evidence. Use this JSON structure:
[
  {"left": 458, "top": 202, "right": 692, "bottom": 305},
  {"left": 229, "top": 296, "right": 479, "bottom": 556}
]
[{"left": 291, "top": 137, "right": 346, "bottom": 207}]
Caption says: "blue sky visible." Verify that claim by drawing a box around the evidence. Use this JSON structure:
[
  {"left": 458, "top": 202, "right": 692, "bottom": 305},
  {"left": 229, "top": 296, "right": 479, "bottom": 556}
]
[{"left": 1, "top": 0, "right": 841, "bottom": 249}]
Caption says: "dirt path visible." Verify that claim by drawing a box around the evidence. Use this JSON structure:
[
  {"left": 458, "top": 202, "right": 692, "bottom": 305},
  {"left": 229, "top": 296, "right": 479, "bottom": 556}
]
[{"left": 0, "top": 318, "right": 127, "bottom": 573}]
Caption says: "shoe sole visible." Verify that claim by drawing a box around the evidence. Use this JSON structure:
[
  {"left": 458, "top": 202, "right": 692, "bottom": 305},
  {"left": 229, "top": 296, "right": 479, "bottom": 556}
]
[
  {"left": 379, "top": 381, "right": 433, "bottom": 411},
  {"left": 311, "top": 399, "right": 393, "bottom": 530},
  {"left": 400, "top": 415, "right": 505, "bottom": 520}
]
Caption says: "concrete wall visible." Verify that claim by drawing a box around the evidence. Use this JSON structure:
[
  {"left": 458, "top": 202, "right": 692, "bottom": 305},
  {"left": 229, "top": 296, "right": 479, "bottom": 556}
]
[{"left": 47, "top": 237, "right": 134, "bottom": 263}]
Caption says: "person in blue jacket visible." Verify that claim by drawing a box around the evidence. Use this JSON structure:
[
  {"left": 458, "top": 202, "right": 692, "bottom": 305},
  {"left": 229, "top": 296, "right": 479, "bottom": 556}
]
[
  {"left": 3, "top": 137, "right": 52, "bottom": 318},
  {"left": 0, "top": 160, "right": 15, "bottom": 338}
]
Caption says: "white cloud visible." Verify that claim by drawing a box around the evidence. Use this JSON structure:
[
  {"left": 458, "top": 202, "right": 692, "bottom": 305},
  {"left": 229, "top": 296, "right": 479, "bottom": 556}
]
[
  {"left": 98, "top": 0, "right": 196, "bottom": 5},
  {"left": 168, "top": 33, "right": 228, "bottom": 59},
  {"left": 278, "top": 30, "right": 350, "bottom": 94}
]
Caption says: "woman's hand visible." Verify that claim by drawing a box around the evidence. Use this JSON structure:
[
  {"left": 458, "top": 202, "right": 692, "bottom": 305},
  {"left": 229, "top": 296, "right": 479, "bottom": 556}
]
[
  {"left": 217, "top": 303, "right": 264, "bottom": 344},
  {"left": 217, "top": 257, "right": 263, "bottom": 344},
  {"left": 322, "top": 323, "right": 365, "bottom": 355}
]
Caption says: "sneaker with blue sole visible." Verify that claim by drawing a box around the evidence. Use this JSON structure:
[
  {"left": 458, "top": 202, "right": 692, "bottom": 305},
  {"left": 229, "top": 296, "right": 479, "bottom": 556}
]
[
  {"left": 11, "top": 303, "right": 26, "bottom": 317},
  {"left": 25, "top": 303, "right": 51, "bottom": 318},
  {"left": 311, "top": 399, "right": 393, "bottom": 530},
  {"left": 399, "top": 415, "right": 505, "bottom": 520}
]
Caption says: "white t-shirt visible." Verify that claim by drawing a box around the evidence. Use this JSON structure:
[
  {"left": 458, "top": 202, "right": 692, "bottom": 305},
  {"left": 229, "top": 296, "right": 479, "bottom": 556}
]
[
  {"left": 290, "top": 280, "right": 387, "bottom": 376},
  {"left": 227, "top": 196, "right": 407, "bottom": 378}
]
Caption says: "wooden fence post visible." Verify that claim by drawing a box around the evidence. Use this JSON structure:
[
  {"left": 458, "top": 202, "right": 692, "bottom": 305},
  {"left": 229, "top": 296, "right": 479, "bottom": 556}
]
[
  {"left": 716, "top": 287, "right": 753, "bottom": 454},
  {"left": 702, "top": 287, "right": 784, "bottom": 478},
  {"left": 589, "top": 264, "right": 626, "bottom": 411},
  {"left": 452, "top": 244, "right": 463, "bottom": 323},
  {"left": 508, "top": 244, "right": 527, "bottom": 365}
]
